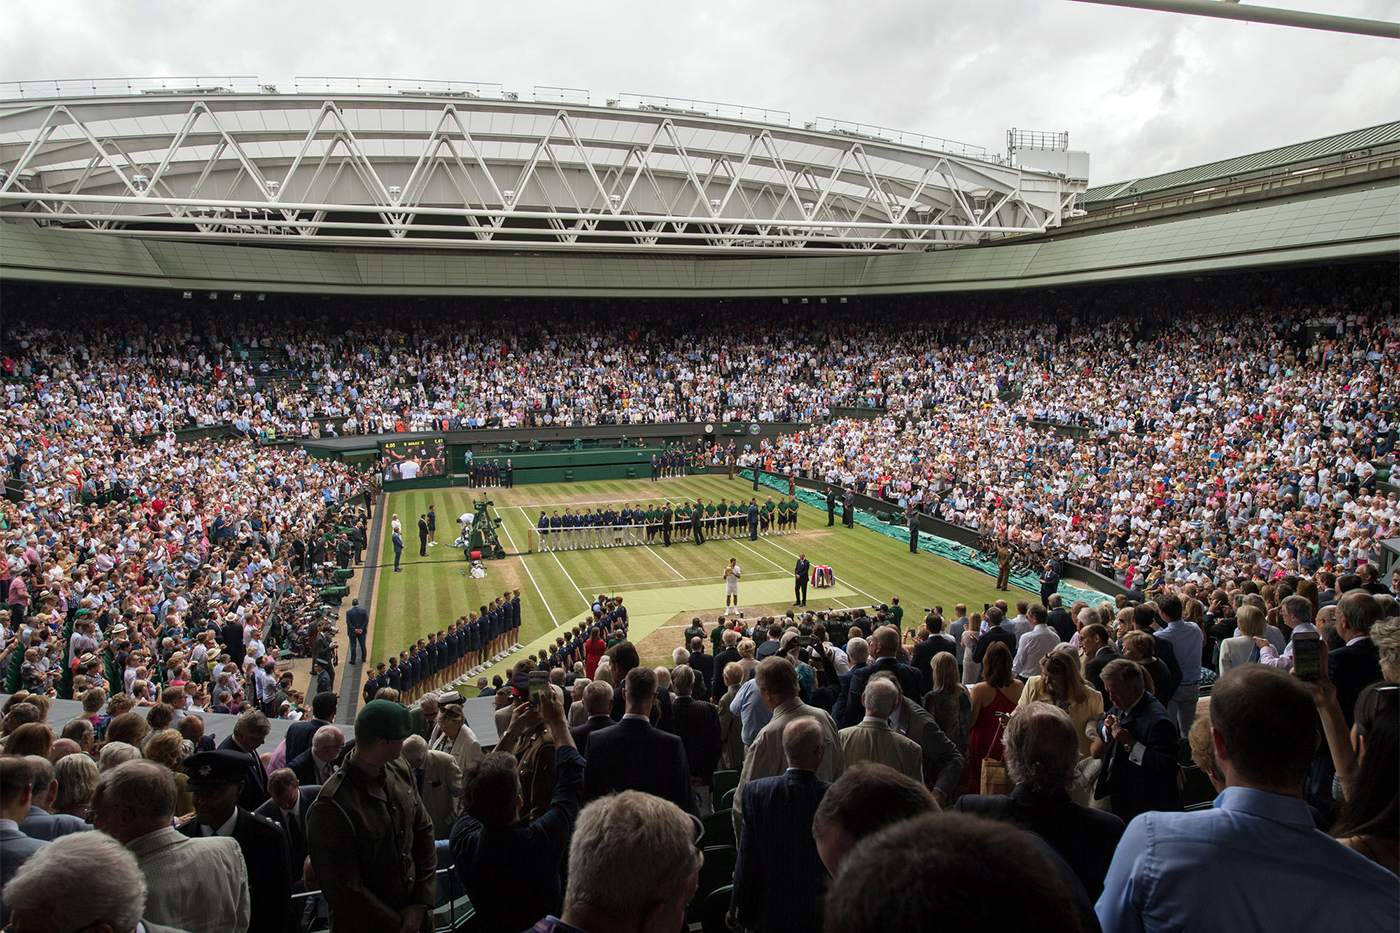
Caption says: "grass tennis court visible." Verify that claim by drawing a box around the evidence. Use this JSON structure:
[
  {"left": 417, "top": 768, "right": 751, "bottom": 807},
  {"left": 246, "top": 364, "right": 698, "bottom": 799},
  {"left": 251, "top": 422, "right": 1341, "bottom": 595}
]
[{"left": 372, "top": 476, "right": 1029, "bottom": 685}]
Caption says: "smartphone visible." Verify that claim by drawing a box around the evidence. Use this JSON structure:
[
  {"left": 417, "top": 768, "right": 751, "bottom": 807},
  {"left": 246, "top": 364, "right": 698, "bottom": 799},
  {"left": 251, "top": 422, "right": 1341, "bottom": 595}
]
[
  {"left": 528, "top": 670, "right": 550, "bottom": 707},
  {"left": 797, "top": 635, "right": 812, "bottom": 648},
  {"left": 1292, "top": 633, "right": 1321, "bottom": 682}
]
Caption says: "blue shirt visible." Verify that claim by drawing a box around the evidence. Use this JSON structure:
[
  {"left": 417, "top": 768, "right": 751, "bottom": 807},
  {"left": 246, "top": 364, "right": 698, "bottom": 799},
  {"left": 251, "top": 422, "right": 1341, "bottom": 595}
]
[
  {"left": 1096, "top": 786, "right": 1398, "bottom": 933},
  {"left": 1155, "top": 620, "right": 1203, "bottom": 685},
  {"left": 730, "top": 677, "right": 773, "bottom": 745}
]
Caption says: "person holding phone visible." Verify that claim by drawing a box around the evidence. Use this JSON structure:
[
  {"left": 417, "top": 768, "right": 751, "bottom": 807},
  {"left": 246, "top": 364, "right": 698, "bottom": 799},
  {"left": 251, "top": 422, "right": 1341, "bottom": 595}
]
[{"left": 1255, "top": 595, "right": 1319, "bottom": 673}]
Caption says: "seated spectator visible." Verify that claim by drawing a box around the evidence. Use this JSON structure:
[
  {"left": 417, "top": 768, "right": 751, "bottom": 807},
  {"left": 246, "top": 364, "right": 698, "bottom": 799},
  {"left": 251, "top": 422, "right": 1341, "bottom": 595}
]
[
  {"left": 1097, "top": 665, "right": 1399, "bottom": 932},
  {"left": 534, "top": 790, "right": 702, "bottom": 933},
  {"left": 452, "top": 685, "right": 582, "bottom": 932},
  {"left": 811, "top": 762, "right": 937, "bottom": 875},
  {"left": 824, "top": 811, "right": 1085, "bottom": 933},
  {"left": 955, "top": 704, "right": 1125, "bottom": 899}
]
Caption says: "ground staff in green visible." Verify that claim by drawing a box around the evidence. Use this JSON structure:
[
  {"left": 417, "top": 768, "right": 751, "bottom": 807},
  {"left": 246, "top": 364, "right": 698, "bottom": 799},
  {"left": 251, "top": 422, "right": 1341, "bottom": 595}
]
[{"left": 307, "top": 699, "right": 436, "bottom": 933}]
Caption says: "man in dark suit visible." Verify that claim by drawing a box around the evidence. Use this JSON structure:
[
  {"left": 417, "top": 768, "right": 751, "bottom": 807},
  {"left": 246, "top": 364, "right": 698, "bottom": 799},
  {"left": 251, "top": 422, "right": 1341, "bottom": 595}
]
[
  {"left": 284, "top": 692, "right": 337, "bottom": 764},
  {"left": 711, "top": 629, "right": 742, "bottom": 702},
  {"left": 671, "top": 666, "right": 722, "bottom": 799},
  {"left": 955, "top": 704, "right": 1124, "bottom": 900},
  {"left": 607, "top": 642, "right": 676, "bottom": 732},
  {"left": 970, "top": 606, "right": 1017, "bottom": 667},
  {"left": 661, "top": 502, "right": 673, "bottom": 547},
  {"left": 220, "top": 614, "right": 246, "bottom": 669},
  {"left": 907, "top": 508, "right": 920, "bottom": 553},
  {"left": 182, "top": 750, "right": 293, "bottom": 933},
  {"left": 1080, "top": 623, "right": 1121, "bottom": 699},
  {"left": 254, "top": 769, "right": 320, "bottom": 884},
  {"left": 569, "top": 681, "right": 616, "bottom": 755},
  {"left": 794, "top": 552, "right": 810, "bottom": 607},
  {"left": 583, "top": 668, "right": 696, "bottom": 816},
  {"left": 839, "top": 626, "right": 921, "bottom": 728},
  {"left": 842, "top": 488, "right": 855, "bottom": 528},
  {"left": 1091, "top": 659, "right": 1181, "bottom": 823},
  {"left": 909, "top": 615, "right": 956, "bottom": 697},
  {"left": 1040, "top": 554, "right": 1062, "bottom": 606},
  {"left": 730, "top": 718, "right": 831, "bottom": 933},
  {"left": 217, "top": 710, "right": 272, "bottom": 812},
  {"left": 826, "top": 486, "right": 837, "bottom": 526},
  {"left": 289, "top": 726, "right": 344, "bottom": 788},
  {"left": 418, "top": 514, "right": 429, "bottom": 557},
  {"left": 1329, "top": 590, "right": 1384, "bottom": 725},
  {"left": 344, "top": 598, "right": 369, "bottom": 665},
  {"left": 748, "top": 499, "right": 760, "bottom": 540},
  {"left": 1046, "top": 595, "right": 1075, "bottom": 644},
  {"left": 688, "top": 637, "right": 716, "bottom": 698}
]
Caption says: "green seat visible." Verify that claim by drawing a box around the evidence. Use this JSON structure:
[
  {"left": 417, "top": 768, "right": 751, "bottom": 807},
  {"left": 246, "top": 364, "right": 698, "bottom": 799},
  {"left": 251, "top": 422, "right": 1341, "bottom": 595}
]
[
  {"left": 713, "top": 770, "right": 740, "bottom": 799},
  {"left": 687, "top": 848, "right": 736, "bottom": 925},
  {"left": 718, "top": 787, "right": 736, "bottom": 811},
  {"left": 701, "top": 809, "right": 735, "bottom": 850},
  {"left": 698, "top": 885, "right": 734, "bottom": 933}
]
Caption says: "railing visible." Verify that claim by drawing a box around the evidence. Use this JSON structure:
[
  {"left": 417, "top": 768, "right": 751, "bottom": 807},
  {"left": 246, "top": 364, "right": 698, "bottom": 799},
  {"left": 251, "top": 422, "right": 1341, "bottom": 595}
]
[
  {"left": 291, "top": 866, "right": 473, "bottom": 932},
  {"left": 0, "top": 76, "right": 263, "bottom": 99},
  {"left": 292, "top": 77, "right": 505, "bottom": 99},
  {"left": 1008, "top": 128, "right": 1070, "bottom": 151},
  {"left": 534, "top": 85, "right": 590, "bottom": 105},
  {"left": 807, "top": 118, "right": 995, "bottom": 160},
  {"left": 617, "top": 92, "right": 791, "bottom": 127}
]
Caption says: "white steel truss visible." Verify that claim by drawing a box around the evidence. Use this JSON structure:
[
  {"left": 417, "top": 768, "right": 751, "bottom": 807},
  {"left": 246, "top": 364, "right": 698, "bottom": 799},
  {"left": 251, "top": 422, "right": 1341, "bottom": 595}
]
[{"left": 0, "top": 87, "right": 1088, "bottom": 253}]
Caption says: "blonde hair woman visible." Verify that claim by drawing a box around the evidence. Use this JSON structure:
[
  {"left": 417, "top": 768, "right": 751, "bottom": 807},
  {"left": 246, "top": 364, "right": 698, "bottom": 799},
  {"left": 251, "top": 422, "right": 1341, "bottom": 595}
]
[
  {"left": 144, "top": 728, "right": 193, "bottom": 816},
  {"left": 923, "top": 651, "right": 971, "bottom": 749},
  {"left": 1016, "top": 648, "right": 1103, "bottom": 759},
  {"left": 429, "top": 702, "right": 485, "bottom": 776},
  {"left": 1218, "top": 605, "right": 1266, "bottom": 675}
]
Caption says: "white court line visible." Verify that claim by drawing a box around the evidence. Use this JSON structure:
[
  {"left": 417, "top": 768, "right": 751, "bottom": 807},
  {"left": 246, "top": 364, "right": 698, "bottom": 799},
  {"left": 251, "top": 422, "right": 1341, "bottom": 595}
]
[
  {"left": 493, "top": 506, "right": 559, "bottom": 628},
  {"left": 638, "top": 540, "right": 687, "bottom": 581},
  {"left": 516, "top": 507, "right": 593, "bottom": 611},
  {"left": 579, "top": 570, "right": 787, "bottom": 590},
  {"left": 735, "top": 539, "right": 790, "bottom": 573},
  {"left": 752, "top": 535, "right": 886, "bottom": 605}
]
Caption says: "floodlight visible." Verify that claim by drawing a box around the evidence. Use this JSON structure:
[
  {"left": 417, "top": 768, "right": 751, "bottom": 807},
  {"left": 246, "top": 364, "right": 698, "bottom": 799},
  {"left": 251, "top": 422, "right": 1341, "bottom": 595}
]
[
  {"left": 709, "top": 199, "right": 721, "bottom": 211},
  {"left": 266, "top": 180, "right": 279, "bottom": 195},
  {"left": 257, "top": 294, "right": 266, "bottom": 301},
  {"left": 208, "top": 292, "right": 218, "bottom": 299},
  {"left": 182, "top": 291, "right": 193, "bottom": 299},
  {"left": 232, "top": 293, "right": 242, "bottom": 300},
  {"left": 610, "top": 194, "right": 622, "bottom": 209},
  {"left": 388, "top": 185, "right": 402, "bottom": 199}
]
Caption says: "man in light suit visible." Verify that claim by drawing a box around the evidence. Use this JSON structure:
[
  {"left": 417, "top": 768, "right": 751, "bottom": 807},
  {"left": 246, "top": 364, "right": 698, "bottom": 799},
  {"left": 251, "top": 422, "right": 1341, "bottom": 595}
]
[
  {"left": 582, "top": 668, "right": 697, "bottom": 816},
  {"left": 402, "top": 734, "right": 463, "bottom": 839},
  {"left": 2, "top": 831, "right": 193, "bottom": 933},
  {"left": 734, "top": 656, "right": 845, "bottom": 837},
  {"left": 91, "top": 760, "right": 251, "bottom": 933},
  {"left": 838, "top": 679, "right": 923, "bottom": 783},
  {"left": 255, "top": 768, "right": 320, "bottom": 883},
  {"left": 730, "top": 718, "right": 832, "bottom": 933},
  {"left": 1, "top": 757, "right": 48, "bottom": 928},
  {"left": 17, "top": 755, "right": 90, "bottom": 840}
]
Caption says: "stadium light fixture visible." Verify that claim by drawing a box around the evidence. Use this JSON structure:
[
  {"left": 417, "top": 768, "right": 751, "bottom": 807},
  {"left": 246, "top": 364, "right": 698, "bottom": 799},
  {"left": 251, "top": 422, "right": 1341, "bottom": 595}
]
[
  {"left": 265, "top": 180, "right": 279, "bottom": 196},
  {"left": 182, "top": 291, "right": 192, "bottom": 299},
  {"left": 132, "top": 174, "right": 149, "bottom": 191},
  {"left": 208, "top": 292, "right": 218, "bottom": 299},
  {"left": 388, "top": 185, "right": 402, "bottom": 200},
  {"left": 232, "top": 292, "right": 242, "bottom": 300},
  {"left": 257, "top": 293, "right": 266, "bottom": 301}
]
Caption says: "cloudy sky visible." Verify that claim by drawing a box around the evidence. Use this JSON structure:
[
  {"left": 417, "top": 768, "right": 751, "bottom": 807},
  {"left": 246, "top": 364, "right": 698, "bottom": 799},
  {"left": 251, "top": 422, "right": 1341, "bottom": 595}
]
[{"left": 2, "top": 0, "right": 1395, "bottom": 184}]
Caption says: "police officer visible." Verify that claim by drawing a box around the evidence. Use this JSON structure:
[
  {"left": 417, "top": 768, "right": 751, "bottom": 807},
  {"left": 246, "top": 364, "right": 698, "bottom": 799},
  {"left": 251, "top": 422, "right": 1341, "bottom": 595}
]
[
  {"left": 307, "top": 700, "right": 436, "bottom": 933},
  {"left": 181, "top": 749, "right": 293, "bottom": 933}
]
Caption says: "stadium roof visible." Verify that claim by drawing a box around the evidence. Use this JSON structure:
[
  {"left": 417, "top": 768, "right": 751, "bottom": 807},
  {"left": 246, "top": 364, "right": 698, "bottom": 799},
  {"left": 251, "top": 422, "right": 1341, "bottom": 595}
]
[{"left": 1083, "top": 121, "right": 1400, "bottom": 207}]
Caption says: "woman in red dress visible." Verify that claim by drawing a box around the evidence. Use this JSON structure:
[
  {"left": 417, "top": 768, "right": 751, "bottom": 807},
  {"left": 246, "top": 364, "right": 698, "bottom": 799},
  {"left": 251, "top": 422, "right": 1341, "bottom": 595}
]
[
  {"left": 584, "top": 626, "right": 607, "bottom": 679},
  {"left": 961, "top": 641, "right": 1024, "bottom": 794}
]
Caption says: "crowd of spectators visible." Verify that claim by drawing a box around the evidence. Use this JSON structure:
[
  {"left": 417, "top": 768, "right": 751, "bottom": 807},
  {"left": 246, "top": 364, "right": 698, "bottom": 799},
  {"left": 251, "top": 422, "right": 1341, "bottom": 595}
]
[{"left": 0, "top": 261, "right": 1398, "bottom": 931}]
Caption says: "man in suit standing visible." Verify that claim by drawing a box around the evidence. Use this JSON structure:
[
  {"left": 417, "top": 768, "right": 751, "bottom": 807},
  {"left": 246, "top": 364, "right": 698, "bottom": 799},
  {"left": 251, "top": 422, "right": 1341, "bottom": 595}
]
[
  {"left": 794, "top": 552, "right": 810, "bottom": 607},
  {"left": 662, "top": 502, "right": 673, "bottom": 547},
  {"left": 345, "top": 598, "right": 369, "bottom": 666},
  {"left": 826, "top": 486, "right": 837, "bottom": 526},
  {"left": 838, "top": 679, "right": 923, "bottom": 783},
  {"left": 402, "top": 735, "right": 464, "bottom": 840},
  {"left": 909, "top": 616, "right": 953, "bottom": 696},
  {"left": 907, "top": 508, "right": 920, "bottom": 553},
  {"left": 1330, "top": 590, "right": 1384, "bottom": 725},
  {"left": 0, "top": 758, "right": 48, "bottom": 927},
  {"left": 418, "top": 514, "right": 429, "bottom": 557},
  {"left": 996, "top": 542, "right": 1012, "bottom": 591},
  {"left": 221, "top": 613, "right": 246, "bottom": 669},
  {"left": 569, "top": 681, "right": 617, "bottom": 755},
  {"left": 289, "top": 726, "right": 344, "bottom": 788},
  {"left": 1091, "top": 659, "right": 1181, "bottom": 822},
  {"left": 671, "top": 665, "right": 722, "bottom": 807},
  {"left": 284, "top": 692, "right": 337, "bottom": 764},
  {"left": 583, "top": 668, "right": 696, "bottom": 816},
  {"left": 1039, "top": 554, "right": 1062, "bottom": 607},
  {"left": 747, "top": 498, "right": 760, "bottom": 540},
  {"left": 838, "top": 626, "right": 921, "bottom": 728},
  {"left": 392, "top": 528, "right": 404, "bottom": 572},
  {"left": 842, "top": 487, "right": 855, "bottom": 528},
  {"left": 735, "top": 657, "right": 845, "bottom": 837},
  {"left": 970, "top": 606, "right": 1017, "bottom": 668},
  {"left": 408, "top": 695, "right": 438, "bottom": 741},
  {"left": 730, "top": 718, "right": 832, "bottom": 933},
  {"left": 255, "top": 769, "right": 319, "bottom": 884},
  {"left": 955, "top": 704, "right": 1124, "bottom": 900},
  {"left": 217, "top": 710, "right": 272, "bottom": 812},
  {"left": 691, "top": 499, "right": 705, "bottom": 545},
  {"left": 716, "top": 661, "right": 746, "bottom": 772},
  {"left": 88, "top": 760, "right": 251, "bottom": 933},
  {"left": 181, "top": 750, "right": 293, "bottom": 933},
  {"left": 688, "top": 637, "right": 716, "bottom": 696},
  {"left": 1080, "top": 623, "right": 1121, "bottom": 699}
]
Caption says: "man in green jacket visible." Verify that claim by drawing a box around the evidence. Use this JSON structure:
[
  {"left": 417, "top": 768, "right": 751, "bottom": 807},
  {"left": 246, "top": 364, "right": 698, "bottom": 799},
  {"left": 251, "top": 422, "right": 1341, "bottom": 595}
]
[{"left": 307, "top": 699, "right": 436, "bottom": 933}]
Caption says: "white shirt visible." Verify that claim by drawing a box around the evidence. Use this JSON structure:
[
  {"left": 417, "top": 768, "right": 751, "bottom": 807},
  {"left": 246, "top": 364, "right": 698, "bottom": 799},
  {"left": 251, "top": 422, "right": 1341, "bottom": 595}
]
[
  {"left": 1013, "top": 623, "right": 1061, "bottom": 679},
  {"left": 200, "top": 810, "right": 239, "bottom": 837},
  {"left": 400, "top": 460, "right": 420, "bottom": 479}
]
